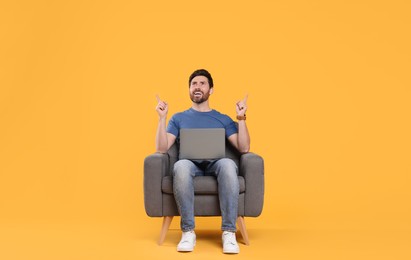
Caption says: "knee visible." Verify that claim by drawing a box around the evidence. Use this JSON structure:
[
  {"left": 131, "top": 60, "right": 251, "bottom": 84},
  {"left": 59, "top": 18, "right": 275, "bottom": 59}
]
[
  {"left": 216, "top": 158, "right": 238, "bottom": 179},
  {"left": 218, "top": 158, "right": 238, "bottom": 172},
  {"left": 173, "top": 159, "right": 194, "bottom": 179}
]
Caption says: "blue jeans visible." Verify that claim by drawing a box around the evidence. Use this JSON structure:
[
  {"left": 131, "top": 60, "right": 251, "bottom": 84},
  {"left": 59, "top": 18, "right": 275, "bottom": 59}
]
[{"left": 173, "top": 158, "right": 239, "bottom": 232}]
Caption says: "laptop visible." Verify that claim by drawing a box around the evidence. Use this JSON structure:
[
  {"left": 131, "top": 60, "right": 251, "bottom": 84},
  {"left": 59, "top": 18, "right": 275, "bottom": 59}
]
[{"left": 179, "top": 128, "right": 226, "bottom": 160}]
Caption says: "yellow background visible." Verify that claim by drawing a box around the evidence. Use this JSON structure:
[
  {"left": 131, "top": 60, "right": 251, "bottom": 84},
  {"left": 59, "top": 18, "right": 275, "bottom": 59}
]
[{"left": 1, "top": 0, "right": 410, "bottom": 259}]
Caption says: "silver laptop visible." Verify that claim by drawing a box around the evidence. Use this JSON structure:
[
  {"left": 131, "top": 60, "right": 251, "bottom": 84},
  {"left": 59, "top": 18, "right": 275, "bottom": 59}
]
[{"left": 179, "top": 128, "right": 226, "bottom": 160}]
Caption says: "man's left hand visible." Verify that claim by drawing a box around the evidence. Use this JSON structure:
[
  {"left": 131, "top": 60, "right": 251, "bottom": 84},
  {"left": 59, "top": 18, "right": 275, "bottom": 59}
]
[{"left": 236, "top": 94, "right": 248, "bottom": 116}]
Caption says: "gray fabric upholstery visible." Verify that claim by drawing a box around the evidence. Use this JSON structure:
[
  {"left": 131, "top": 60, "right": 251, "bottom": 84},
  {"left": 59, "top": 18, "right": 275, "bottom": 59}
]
[
  {"left": 161, "top": 176, "right": 246, "bottom": 195},
  {"left": 143, "top": 141, "right": 264, "bottom": 218}
]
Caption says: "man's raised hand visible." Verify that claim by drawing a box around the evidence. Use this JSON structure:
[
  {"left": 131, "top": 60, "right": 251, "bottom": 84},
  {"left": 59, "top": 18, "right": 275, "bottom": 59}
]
[
  {"left": 236, "top": 94, "right": 248, "bottom": 116},
  {"left": 155, "top": 94, "right": 168, "bottom": 118}
]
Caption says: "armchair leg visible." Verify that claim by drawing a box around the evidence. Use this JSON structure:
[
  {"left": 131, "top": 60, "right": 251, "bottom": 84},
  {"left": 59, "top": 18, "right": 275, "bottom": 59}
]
[
  {"left": 158, "top": 216, "right": 173, "bottom": 245},
  {"left": 237, "top": 216, "right": 250, "bottom": 245}
]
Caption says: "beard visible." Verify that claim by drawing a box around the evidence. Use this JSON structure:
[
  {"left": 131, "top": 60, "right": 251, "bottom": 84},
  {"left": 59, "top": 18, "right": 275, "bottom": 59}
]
[{"left": 190, "top": 90, "right": 210, "bottom": 104}]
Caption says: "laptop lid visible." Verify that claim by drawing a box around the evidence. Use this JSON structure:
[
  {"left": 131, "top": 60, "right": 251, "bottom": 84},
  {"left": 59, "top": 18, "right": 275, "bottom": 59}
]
[{"left": 179, "top": 128, "right": 226, "bottom": 160}]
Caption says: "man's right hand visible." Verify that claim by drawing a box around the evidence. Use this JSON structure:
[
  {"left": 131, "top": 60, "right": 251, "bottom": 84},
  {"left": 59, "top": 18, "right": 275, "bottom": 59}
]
[{"left": 155, "top": 95, "right": 168, "bottom": 119}]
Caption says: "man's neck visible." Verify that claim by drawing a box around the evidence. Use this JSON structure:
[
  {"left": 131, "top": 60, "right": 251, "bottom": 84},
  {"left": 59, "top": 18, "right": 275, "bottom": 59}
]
[{"left": 191, "top": 101, "right": 212, "bottom": 112}]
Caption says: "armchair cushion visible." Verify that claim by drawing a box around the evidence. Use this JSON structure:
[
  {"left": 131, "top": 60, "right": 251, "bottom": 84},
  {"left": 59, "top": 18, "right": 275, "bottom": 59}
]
[{"left": 161, "top": 175, "right": 246, "bottom": 195}]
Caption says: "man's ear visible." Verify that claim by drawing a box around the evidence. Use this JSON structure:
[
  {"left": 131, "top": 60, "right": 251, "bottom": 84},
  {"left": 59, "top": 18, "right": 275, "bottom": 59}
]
[{"left": 210, "top": 88, "right": 214, "bottom": 94}]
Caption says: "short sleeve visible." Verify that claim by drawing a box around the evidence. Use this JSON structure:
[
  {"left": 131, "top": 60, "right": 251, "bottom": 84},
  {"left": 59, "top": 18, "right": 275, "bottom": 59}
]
[
  {"left": 225, "top": 119, "right": 238, "bottom": 138},
  {"left": 166, "top": 115, "right": 179, "bottom": 137}
]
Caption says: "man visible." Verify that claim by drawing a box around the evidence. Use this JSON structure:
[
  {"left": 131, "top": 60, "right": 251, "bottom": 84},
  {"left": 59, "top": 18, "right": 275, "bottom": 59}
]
[{"left": 155, "top": 69, "right": 250, "bottom": 254}]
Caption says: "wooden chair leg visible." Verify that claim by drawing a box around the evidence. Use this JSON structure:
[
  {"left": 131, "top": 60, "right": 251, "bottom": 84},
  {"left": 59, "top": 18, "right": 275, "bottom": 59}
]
[
  {"left": 158, "top": 216, "right": 173, "bottom": 245},
  {"left": 237, "top": 216, "right": 250, "bottom": 245}
]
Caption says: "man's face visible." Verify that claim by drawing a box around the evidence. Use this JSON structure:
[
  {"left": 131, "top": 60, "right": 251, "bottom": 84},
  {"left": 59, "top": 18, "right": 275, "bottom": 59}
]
[{"left": 189, "top": 75, "right": 212, "bottom": 104}]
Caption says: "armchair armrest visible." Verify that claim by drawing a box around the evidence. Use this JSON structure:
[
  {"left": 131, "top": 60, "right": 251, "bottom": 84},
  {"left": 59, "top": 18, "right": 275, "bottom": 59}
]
[
  {"left": 144, "top": 153, "right": 170, "bottom": 217},
  {"left": 240, "top": 152, "right": 264, "bottom": 216}
]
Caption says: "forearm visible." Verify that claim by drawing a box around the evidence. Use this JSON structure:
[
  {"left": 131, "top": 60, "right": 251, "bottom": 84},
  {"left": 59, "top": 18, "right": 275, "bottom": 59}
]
[
  {"left": 237, "top": 120, "right": 250, "bottom": 153},
  {"left": 155, "top": 117, "right": 168, "bottom": 153}
]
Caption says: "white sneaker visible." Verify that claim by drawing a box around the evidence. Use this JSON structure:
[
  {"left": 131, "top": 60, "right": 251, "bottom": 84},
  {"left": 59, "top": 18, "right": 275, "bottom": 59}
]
[
  {"left": 222, "top": 231, "right": 240, "bottom": 254},
  {"left": 177, "top": 230, "right": 196, "bottom": 252}
]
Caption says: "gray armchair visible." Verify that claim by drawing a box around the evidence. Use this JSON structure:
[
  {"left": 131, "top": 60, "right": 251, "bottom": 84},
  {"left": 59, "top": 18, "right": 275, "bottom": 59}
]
[{"left": 143, "top": 139, "right": 264, "bottom": 245}]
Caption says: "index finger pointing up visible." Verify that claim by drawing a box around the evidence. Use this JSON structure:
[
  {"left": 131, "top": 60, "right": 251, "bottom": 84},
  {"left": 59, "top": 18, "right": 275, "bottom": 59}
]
[
  {"left": 243, "top": 94, "right": 248, "bottom": 103},
  {"left": 155, "top": 94, "right": 161, "bottom": 103}
]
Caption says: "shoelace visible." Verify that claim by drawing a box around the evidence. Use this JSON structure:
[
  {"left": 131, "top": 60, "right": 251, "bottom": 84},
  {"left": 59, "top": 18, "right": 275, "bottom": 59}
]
[
  {"left": 181, "top": 232, "right": 193, "bottom": 243},
  {"left": 223, "top": 233, "right": 237, "bottom": 245}
]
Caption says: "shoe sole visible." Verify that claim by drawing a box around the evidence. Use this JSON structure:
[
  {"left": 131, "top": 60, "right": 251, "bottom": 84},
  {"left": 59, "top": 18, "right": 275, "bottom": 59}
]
[
  {"left": 177, "top": 241, "right": 196, "bottom": 252},
  {"left": 223, "top": 249, "right": 239, "bottom": 254},
  {"left": 177, "top": 248, "right": 194, "bottom": 252}
]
